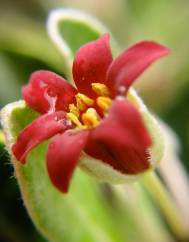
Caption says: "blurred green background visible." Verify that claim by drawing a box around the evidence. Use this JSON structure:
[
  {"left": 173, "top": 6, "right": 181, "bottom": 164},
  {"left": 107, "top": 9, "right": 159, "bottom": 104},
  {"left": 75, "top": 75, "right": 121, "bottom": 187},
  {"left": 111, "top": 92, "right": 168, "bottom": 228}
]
[{"left": 0, "top": 0, "right": 189, "bottom": 241}]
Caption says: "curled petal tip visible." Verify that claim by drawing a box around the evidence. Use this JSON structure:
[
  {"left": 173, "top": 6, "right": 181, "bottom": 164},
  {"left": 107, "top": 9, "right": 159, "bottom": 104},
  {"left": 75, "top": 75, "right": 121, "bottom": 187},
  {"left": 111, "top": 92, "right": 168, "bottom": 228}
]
[
  {"left": 142, "top": 40, "right": 171, "bottom": 55},
  {"left": 22, "top": 70, "right": 77, "bottom": 114},
  {"left": 106, "top": 40, "right": 170, "bottom": 96}
]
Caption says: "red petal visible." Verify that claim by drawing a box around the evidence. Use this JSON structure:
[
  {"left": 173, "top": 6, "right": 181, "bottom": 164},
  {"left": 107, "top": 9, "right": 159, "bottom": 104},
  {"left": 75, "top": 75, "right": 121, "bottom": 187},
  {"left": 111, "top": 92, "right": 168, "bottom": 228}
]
[
  {"left": 22, "top": 70, "right": 77, "bottom": 114},
  {"left": 47, "top": 130, "right": 89, "bottom": 193},
  {"left": 12, "top": 111, "right": 72, "bottom": 163},
  {"left": 85, "top": 99, "right": 152, "bottom": 174},
  {"left": 106, "top": 41, "right": 170, "bottom": 96},
  {"left": 72, "top": 34, "right": 113, "bottom": 98}
]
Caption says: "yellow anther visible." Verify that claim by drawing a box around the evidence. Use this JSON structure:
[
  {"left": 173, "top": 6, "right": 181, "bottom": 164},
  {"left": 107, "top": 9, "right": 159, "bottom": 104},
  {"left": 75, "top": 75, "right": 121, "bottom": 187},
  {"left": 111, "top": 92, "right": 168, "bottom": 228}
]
[
  {"left": 76, "top": 93, "right": 94, "bottom": 111},
  {"left": 91, "top": 83, "right": 110, "bottom": 96},
  {"left": 82, "top": 108, "right": 99, "bottom": 127},
  {"left": 69, "top": 104, "right": 80, "bottom": 117},
  {"left": 67, "top": 112, "right": 83, "bottom": 127},
  {"left": 97, "top": 97, "right": 112, "bottom": 112}
]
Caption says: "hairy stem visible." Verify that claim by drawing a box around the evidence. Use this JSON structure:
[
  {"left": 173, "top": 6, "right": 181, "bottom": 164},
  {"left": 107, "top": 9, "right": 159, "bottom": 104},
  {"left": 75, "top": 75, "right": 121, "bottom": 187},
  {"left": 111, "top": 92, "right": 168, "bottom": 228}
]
[
  {"left": 142, "top": 171, "right": 189, "bottom": 241},
  {"left": 114, "top": 183, "right": 173, "bottom": 242}
]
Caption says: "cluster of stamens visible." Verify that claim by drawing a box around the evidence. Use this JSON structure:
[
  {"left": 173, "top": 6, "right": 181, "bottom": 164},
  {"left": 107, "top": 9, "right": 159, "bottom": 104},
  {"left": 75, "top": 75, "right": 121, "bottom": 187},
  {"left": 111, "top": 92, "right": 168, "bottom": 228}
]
[{"left": 67, "top": 83, "right": 112, "bottom": 128}]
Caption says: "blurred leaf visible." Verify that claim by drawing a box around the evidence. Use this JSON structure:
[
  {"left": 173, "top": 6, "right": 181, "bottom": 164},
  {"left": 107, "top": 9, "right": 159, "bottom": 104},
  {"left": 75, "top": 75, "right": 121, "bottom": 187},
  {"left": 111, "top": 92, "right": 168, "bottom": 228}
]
[
  {"left": 0, "top": 210, "right": 44, "bottom": 242},
  {"left": 0, "top": 15, "right": 64, "bottom": 74},
  {"left": 162, "top": 87, "right": 189, "bottom": 172},
  {"left": 158, "top": 121, "right": 189, "bottom": 227},
  {"left": 0, "top": 54, "right": 21, "bottom": 107},
  {"left": 0, "top": 52, "right": 62, "bottom": 107},
  {"left": 125, "top": 0, "right": 189, "bottom": 113}
]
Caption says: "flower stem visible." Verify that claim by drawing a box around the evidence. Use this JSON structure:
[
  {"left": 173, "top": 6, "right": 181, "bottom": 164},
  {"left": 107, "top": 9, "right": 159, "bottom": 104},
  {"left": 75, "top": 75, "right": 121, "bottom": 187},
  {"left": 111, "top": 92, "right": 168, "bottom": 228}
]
[
  {"left": 115, "top": 184, "right": 173, "bottom": 242},
  {"left": 142, "top": 171, "right": 189, "bottom": 241}
]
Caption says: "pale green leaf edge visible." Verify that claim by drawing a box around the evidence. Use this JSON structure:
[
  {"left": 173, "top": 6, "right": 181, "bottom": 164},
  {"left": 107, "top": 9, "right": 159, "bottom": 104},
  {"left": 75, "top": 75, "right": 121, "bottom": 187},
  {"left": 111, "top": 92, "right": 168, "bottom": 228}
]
[{"left": 47, "top": 8, "right": 118, "bottom": 79}]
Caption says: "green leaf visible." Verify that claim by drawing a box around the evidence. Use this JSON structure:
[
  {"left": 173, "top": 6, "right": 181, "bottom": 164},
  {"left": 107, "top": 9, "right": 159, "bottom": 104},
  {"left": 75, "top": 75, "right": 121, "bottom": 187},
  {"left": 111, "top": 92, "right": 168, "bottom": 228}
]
[
  {"left": 47, "top": 9, "right": 118, "bottom": 79},
  {"left": 0, "top": 101, "right": 127, "bottom": 242}
]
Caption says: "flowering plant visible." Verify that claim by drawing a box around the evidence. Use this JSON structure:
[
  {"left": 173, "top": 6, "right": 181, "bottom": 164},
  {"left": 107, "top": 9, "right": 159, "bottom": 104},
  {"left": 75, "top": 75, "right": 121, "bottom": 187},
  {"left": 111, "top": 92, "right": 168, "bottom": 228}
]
[
  {"left": 12, "top": 34, "right": 169, "bottom": 193},
  {"left": 1, "top": 9, "right": 188, "bottom": 242}
]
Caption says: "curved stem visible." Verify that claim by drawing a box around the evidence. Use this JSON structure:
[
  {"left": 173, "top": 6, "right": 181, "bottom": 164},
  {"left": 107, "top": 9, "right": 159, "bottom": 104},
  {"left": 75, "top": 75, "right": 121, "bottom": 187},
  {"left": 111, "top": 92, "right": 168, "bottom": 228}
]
[{"left": 142, "top": 171, "right": 189, "bottom": 241}]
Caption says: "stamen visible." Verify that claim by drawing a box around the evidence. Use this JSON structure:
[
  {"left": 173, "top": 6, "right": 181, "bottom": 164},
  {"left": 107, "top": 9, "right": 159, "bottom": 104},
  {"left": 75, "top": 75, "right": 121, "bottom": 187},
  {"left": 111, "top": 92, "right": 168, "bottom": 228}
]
[
  {"left": 67, "top": 113, "right": 83, "bottom": 127},
  {"left": 69, "top": 104, "right": 80, "bottom": 117},
  {"left": 75, "top": 93, "right": 94, "bottom": 111},
  {"left": 82, "top": 108, "right": 99, "bottom": 127},
  {"left": 97, "top": 97, "right": 112, "bottom": 112},
  {"left": 67, "top": 88, "right": 112, "bottom": 128},
  {"left": 91, "top": 83, "right": 110, "bottom": 96}
]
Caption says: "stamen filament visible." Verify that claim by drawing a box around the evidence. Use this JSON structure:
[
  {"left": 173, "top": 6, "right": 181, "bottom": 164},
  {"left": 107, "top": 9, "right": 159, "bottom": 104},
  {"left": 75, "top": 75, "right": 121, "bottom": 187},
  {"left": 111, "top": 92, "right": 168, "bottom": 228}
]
[
  {"left": 76, "top": 93, "right": 94, "bottom": 111},
  {"left": 67, "top": 113, "right": 83, "bottom": 128},
  {"left": 69, "top": 104, "right": 80, "bottom": 117}
]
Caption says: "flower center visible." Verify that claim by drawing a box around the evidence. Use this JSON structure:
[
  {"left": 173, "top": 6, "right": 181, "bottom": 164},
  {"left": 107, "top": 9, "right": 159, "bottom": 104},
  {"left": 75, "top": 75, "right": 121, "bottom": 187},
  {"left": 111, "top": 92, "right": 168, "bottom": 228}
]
[{"left": 67, "top": 83, "right": 112, "bottom": 129}]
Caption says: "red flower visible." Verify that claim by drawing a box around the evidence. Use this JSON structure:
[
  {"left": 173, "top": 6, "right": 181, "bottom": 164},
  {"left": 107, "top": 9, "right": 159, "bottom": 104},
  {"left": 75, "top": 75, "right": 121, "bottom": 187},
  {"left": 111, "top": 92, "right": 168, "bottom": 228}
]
[{"left": 12, "top": 34, "right": 169, "bottom": 193}]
